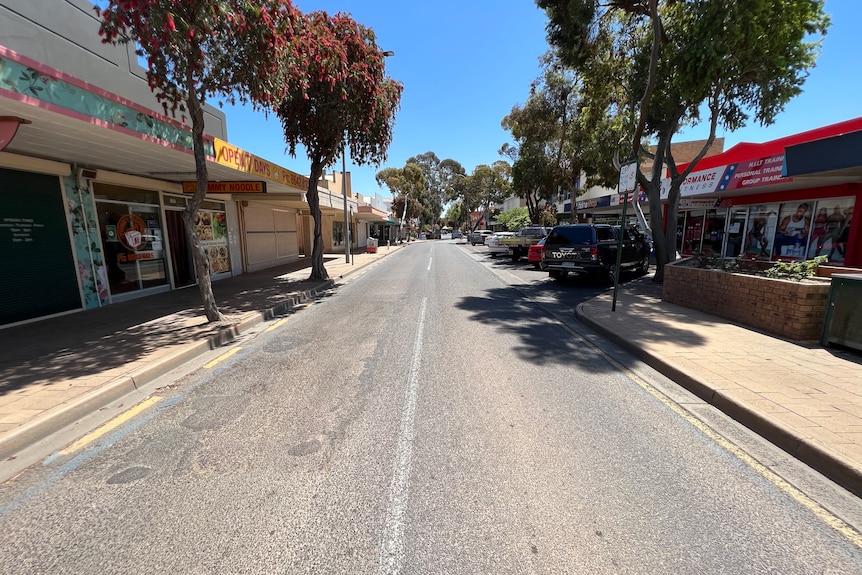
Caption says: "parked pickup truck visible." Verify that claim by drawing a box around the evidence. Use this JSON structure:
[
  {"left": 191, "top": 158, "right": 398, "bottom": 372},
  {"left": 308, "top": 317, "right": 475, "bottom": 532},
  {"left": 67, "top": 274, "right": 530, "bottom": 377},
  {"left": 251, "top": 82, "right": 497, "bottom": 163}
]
[{"left": 498, "top": 226, "right": 551, "bottom": 261}]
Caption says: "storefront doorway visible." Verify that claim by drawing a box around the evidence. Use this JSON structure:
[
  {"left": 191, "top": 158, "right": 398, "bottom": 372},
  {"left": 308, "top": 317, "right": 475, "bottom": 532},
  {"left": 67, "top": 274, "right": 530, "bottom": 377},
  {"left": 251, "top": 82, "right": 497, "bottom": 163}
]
[
  {"left": 95, "top": 198, "right": 168, "bottom": 299},
  {"left": 724, "top": 208, "right": 748, "bottom": 257},
  {"left": 164, "top": 208, "right": 194, "bottom": 288},
  {"left": 164, "top": 193, "right": 231, "bottom": 279}
]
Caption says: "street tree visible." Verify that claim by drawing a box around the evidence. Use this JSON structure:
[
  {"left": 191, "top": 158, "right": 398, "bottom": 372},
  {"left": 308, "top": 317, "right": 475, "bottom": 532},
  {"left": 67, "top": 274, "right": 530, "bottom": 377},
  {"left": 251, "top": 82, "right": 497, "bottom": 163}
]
[
  {"left": 97, "top": 0, "right": 300, "bottom": 321},
  {"left": 405, "top": 152, "right": 467, "bottom": 227},
  {"left": 464, "top": 162, "right": 512, "bottom": 232},
  {"left": 277, "top": 11, "right": 402, "bottom": 280},
  {"left": 443, "top": 201, "right": 469, "bottom": 229},
  {"left": 538, "top": 0, "right": 829, "bottom": 280},
  {"left": 502, "top": 52, "right": 616, "bottom": 224},
  {"left": 376, "top": 163, "right": 426, "bottom": 240},
  {"left": 496, "top": 207, "right": 532, "bottom": 231}
]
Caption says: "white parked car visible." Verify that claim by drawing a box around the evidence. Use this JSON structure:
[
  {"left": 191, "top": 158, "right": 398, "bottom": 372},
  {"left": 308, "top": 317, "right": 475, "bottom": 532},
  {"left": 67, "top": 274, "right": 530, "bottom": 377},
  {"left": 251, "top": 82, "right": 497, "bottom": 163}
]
[{"left": 485, "top": 232, "right": 516, "bottom": 257}]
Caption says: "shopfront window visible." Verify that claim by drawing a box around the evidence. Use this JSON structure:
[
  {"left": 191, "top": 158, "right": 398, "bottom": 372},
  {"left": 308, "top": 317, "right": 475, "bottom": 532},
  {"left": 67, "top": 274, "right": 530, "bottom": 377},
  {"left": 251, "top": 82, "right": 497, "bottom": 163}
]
[
  {"left": 333, "top": 221, "right": 345, "bottom": 248},
  {"left": 743, "top": 204, "right": 779, "bottom": 259},
  {"left": 809, "top": 198, "right": 854, "bottom": 263},
  {"left": 724, "top": 209, "right": 747, "bottom": 258},
  {"left": 703, "top": 209, "right": 726, "bottom": 254},
  {"left": 97, "top": 202, "right": 168, "bottom": 297},
  {"left": 773, "top": 201, "right": 815, "bottom": 259},
  {"left": 195, "top": 207, "right": 230, "bottom": 274},
  {"left": 680, "top": 210, "right": 705, "bottom": 255}
]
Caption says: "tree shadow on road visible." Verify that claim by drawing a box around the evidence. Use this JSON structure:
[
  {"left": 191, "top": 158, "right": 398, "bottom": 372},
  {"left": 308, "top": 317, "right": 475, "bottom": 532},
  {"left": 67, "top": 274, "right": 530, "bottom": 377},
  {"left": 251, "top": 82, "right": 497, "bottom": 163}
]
[{"left": 453, "top": 274, "right": 710, "bottom": 372}]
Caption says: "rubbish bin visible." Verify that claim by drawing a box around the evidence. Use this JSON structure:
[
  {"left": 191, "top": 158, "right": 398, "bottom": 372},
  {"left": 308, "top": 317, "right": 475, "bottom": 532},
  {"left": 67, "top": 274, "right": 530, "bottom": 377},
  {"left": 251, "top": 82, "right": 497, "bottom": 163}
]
[
  {"left": 367, "top": 237, "right": 378, "bottom": 254},
  {"left": 821, "top": 273, "right": 862, "bottom": 351}
]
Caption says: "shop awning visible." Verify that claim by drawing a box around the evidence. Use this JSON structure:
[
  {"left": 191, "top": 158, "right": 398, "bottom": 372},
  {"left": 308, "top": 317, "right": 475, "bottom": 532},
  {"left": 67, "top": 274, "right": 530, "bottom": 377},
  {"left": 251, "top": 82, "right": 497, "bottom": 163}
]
[
  {"left": 783, "top": 130, "right": 862, "bottom": 180},
  {"left": 354, "top": 205, "right": 389, "bottom": 222}
]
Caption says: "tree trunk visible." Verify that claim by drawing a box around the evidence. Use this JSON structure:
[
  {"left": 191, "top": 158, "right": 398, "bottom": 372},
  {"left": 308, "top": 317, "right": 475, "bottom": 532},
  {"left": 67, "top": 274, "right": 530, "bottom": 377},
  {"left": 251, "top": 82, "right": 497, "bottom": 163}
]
[
  {"left": 184, "top": 79, "right": 224, "bottom": 322},
  {"left": 306, "top": 157, "right": 329, "bottom": 281}
]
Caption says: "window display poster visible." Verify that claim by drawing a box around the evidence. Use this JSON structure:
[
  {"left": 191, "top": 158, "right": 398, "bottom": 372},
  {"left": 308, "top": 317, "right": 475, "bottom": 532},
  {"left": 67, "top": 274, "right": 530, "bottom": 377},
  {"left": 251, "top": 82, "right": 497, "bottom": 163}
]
[
  {"left": 195, "top": 209, "right": 230, "bottom": 274},
  {"left": 743, "top": 204, "right": 779, "bottom": 259},
  {"left": 773, "top": 201, "right": 813, "bottom": 259},
  {"left": 808, "top": 198, "right": 855, "bottom": 262}
]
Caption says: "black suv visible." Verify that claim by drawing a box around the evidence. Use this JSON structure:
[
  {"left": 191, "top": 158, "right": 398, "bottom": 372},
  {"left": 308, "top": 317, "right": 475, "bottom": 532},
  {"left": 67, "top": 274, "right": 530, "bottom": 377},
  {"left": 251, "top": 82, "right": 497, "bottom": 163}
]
[{"left": 542, "top": 224, "right": 650, "bottom": 281}]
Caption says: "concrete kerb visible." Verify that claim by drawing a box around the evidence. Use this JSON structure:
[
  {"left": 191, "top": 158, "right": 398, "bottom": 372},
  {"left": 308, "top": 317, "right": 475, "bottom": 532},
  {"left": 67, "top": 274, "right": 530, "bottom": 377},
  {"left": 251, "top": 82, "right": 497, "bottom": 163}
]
[
  {"left": 574, "top": 302, "right": 862, "bottom": 499},
  {"left": 0, "top": 280, "right": 337, "bottom": 463}
]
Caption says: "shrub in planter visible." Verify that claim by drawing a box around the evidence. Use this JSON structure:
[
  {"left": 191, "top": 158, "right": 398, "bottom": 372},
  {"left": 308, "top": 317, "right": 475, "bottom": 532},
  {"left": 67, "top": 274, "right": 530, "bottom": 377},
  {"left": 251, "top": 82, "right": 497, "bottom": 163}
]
[
  {"left": 665, "top": 255, "right": 832, "bottom": 341},
  {"left": 691, "top": 252, "right": 828, "bottom": 281},
  {"left": 764, "top": 255, "right": 828, "bottom": 281}
]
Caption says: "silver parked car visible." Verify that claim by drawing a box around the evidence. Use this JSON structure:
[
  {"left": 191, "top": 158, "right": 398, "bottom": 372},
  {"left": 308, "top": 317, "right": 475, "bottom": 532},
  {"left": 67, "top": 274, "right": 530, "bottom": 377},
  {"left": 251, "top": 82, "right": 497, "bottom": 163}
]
[{"left": 469, "top": 229, "right": 494, "bottom": 245}]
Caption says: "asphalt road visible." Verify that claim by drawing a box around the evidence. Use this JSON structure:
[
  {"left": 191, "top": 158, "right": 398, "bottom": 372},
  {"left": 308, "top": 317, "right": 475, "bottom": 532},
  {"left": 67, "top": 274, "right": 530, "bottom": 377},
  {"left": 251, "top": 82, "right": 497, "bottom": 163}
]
[{"left": 0, "top": 241, "right": 860, "bottom": 574}]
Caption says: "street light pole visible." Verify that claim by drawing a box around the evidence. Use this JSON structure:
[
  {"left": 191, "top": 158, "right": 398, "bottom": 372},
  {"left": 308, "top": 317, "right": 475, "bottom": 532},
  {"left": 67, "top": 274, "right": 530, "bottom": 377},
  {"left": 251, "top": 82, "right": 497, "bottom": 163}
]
[
  {"left": 341, "top": 50, "right": 395, "bottom": 264},
  {"left": 342, "top": 142, "right": 351, "bottom": 264},
  {"left": 341, "top": 49, "right": 394, "bottom": 262}
]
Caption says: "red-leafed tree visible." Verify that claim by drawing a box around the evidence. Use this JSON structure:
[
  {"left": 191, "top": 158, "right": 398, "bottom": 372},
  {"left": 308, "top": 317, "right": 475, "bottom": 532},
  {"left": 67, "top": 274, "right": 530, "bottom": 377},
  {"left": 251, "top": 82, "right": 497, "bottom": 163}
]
[
  {"left": 277, "top": 11, "right": 402, "bottom": 280},
  {"left": 97, "top": 0, "right": 300, "bottom": 321}
]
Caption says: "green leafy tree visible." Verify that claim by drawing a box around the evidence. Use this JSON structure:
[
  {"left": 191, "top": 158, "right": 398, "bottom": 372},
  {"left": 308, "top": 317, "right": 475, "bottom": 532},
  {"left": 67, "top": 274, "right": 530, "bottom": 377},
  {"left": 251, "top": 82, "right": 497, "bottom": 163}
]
[
  {"left": 376, "top": 163, "right": 425, "bottom": 240},
  {"left": 538, "top": 0, "right": 829, "bottom": 281},
  {"left": 444, "top": 201, "right": 469, "bottom": 229},
  {"left": 496, "top": 207, "right": 532, "bottom": 231},
  {"left": 464, "top": 162, "right": 512, "bottom": 232},
  {"left": 97, "top": 0, "right": 299, "bottom": 321},
  {"left": 277, "top": 11, "right": 402, "bottom": 279},
  {"left": 502, "top": 52, "right": 616, "bottom": 224},
  {"left": 405, "top": 152, "right": 467, "bottom": 228}
]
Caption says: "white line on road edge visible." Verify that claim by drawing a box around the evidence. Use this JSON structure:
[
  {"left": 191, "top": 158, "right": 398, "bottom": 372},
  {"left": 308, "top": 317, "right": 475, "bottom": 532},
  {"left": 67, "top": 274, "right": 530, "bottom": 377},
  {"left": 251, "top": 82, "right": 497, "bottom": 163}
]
[{"left": 378, "top": 297, "right": 427, "bottom": 575}]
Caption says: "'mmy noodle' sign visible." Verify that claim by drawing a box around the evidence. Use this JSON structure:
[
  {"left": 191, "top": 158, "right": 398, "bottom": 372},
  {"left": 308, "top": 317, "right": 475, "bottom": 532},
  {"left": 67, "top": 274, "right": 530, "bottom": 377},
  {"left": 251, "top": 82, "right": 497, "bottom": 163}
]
[{"left": 182, "top": 181, "right": 266, "bottom": 194}]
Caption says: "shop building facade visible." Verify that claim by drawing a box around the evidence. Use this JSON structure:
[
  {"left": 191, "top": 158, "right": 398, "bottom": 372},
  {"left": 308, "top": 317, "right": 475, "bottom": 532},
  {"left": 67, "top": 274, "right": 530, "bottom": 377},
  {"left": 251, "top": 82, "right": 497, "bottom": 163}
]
[
  {"left": 0, "top": 0, "right": 387, "bottom": 328},
  {"left": 574, "top": 119, "right": 861, "bottom": 269}
]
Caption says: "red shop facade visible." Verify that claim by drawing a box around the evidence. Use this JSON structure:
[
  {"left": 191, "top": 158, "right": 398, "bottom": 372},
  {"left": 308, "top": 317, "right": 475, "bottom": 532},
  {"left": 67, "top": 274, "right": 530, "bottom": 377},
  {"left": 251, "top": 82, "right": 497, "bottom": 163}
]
[{"left": 668, "top": 117, "right": 862, "bottom": 268}]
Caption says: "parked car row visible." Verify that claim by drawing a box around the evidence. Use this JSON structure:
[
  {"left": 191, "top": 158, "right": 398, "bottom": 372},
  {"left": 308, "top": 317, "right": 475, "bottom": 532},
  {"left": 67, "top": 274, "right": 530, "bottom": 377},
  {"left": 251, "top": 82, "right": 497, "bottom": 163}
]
[{"left": 468, "top": 223, "right": 651, "bottom": 283}]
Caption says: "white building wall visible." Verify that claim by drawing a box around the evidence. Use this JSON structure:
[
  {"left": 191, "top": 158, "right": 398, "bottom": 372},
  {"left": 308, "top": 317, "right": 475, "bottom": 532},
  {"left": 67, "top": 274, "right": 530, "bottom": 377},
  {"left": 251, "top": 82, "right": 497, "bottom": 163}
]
[{"left": 0, "top": 0, "right": 227, "bottom": 138}]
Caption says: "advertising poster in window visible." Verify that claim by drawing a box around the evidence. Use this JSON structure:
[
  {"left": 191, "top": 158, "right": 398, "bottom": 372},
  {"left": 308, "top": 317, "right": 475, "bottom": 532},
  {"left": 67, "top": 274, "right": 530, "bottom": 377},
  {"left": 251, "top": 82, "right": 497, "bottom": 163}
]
[
  {"left": 773, "top": 201, "right": 813, "bottom": 260},
  {"left": 809, "top": 198, "right": 855, "bottom": 262},
  {"left": 195, "top": 209, "right": 230, "bottom": 274},
  {"left": 743, "top": 204, "right": 779, "bottom": 259}
]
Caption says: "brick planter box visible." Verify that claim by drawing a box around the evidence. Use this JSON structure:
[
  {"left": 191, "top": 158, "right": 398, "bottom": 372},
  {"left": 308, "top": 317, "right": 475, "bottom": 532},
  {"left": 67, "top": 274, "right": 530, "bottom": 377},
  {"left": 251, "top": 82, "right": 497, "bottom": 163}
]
[{"left": 662, "top": 261, "right": 831, "bottom": 341}]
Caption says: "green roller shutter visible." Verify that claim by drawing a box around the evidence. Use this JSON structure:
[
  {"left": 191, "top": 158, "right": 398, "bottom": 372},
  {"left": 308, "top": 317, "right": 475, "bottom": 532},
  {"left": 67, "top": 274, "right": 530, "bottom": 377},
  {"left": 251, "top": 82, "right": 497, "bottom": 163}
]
[{"left": 1, "top": 167, "right": 81, "bottom": 325}]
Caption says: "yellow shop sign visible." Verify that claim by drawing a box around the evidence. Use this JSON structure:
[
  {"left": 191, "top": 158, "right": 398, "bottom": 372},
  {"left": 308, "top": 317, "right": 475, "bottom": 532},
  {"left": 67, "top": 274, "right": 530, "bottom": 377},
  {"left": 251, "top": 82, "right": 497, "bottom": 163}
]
[{"left": 182, "top": 181, "right": 267, "bottom": 194}]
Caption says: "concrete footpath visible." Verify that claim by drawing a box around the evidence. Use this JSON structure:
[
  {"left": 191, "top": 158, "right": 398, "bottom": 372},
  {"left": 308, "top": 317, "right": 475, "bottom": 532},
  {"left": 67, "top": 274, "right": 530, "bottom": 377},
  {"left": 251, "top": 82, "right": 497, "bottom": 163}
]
[
  {"left": 0, "top": 241, "right": 860, "bottom": 498},
  {"left": 0, "top": 244, "right": 405, "bottom": 468}
]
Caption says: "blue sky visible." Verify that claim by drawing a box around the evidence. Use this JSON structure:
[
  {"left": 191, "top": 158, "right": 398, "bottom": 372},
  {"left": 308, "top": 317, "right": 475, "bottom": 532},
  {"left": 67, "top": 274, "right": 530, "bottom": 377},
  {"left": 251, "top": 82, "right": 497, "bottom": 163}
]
[{"left": 219, "top": 0, "right": 862, "bottom": 199}]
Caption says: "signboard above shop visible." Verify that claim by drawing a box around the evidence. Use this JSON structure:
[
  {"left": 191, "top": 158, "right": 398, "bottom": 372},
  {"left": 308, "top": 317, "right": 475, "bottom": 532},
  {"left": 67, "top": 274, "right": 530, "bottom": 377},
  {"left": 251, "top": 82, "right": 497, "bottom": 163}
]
[
  {"left": 213, "top": 138, "right": 309, "bottom": 191},
  {"left": 182, "top": 181, "right": 266, "bottom": 194},
  {"left": 672, "top": 153, "right": 791, "bottom": 198}
]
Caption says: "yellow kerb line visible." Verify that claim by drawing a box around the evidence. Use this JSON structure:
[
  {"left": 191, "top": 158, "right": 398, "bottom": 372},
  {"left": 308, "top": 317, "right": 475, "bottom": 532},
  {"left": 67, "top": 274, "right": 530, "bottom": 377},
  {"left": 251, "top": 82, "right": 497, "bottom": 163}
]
[
  {"left": 265, "top": 317, "right": 290, "bottom": 332},
  {"left": 522, "top": 291, "right": 862, "bottom": 551},
  {"left": 596, "top": 337, "right": 862, "bottom": 549},
  {"left": 59, "top": 396, "right": 162, "bottom": 455},
  {"left": 204, "top": 346, "right": 241, "bottom": 369}
]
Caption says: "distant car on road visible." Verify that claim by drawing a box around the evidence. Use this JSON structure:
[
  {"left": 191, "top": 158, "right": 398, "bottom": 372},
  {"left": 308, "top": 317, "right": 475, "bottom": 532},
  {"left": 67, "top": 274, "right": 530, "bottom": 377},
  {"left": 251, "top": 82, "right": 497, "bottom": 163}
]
[
  {"left": 469, "top": 230, "right": 494, "bottom": 245},
  {"left": 451, "top": 230, "right": 462, "bottom": 239}
]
